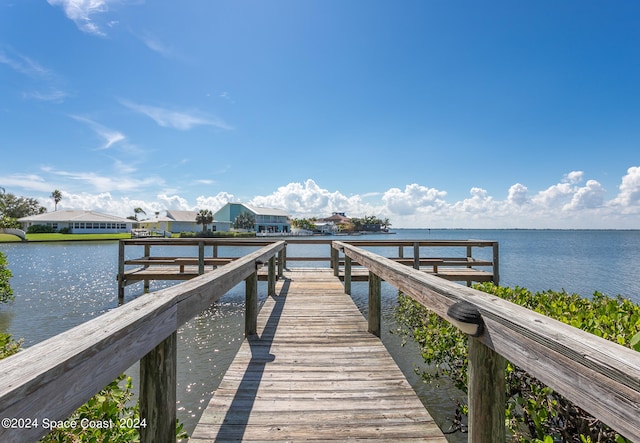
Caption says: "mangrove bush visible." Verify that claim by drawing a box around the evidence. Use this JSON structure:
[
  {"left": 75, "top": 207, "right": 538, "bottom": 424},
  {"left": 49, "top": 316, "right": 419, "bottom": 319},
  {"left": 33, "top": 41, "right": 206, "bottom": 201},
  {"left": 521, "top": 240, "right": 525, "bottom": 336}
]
[{"left": 394, "top": 283, "right": 640, "bottom": 442}]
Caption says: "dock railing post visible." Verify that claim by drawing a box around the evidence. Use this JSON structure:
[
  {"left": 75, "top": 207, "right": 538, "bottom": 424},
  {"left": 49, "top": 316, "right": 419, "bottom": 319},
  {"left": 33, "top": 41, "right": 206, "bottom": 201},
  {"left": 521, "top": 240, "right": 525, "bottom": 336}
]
[
  {"left": 118, "top": 240, "right": 125, "bottom": 302},
  {"left": 198, "top": 241, "right": 205, "bottom": 275},
  {"left": 268, "top": 256, "right": 276, "bottom": 295},
  {"left": 140, "top": 331, "right": 177, "bottom": 443},
  {"left": 143, "top": 244, "right": 151, "bottom": 293},
  {"left": 245, "top": 270, "right": 258, "bottom": 336},
  {"left": 413, "top": 242, "right": 420, "bottom": 270},
  {"left": 282, "top": 244, "right": 288, "bottom": 270},
  {"left": 277, "top": 248, "right": 284, "bottom": 277},
  {"left": 368, "top": 272, "right": 381, "bottom": 337},
  {"left": 492, "top": 242, "right": 500, "bottom": 285},
  {"left": 468, "top": 337, "right": 506, "bottom": 443},
  {"left": 344, "top": 256, "right": 352, "bottom": 295},
  {"left": 332, "top": 246, "right": 339, "bottom": 277}
]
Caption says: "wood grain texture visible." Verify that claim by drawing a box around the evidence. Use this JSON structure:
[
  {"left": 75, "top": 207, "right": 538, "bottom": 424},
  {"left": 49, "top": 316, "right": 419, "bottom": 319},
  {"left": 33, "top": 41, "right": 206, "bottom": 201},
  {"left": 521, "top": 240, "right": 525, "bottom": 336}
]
[{"left": 190, "top": 269, "right": 447, "bottom": 442}]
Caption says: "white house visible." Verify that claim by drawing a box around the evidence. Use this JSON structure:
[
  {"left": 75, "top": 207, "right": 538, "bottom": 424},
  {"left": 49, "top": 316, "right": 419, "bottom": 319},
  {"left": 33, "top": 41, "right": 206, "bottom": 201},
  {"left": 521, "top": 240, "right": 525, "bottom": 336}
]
[{"left": 18, "top": 210, "right": 133, "bottom": 234}]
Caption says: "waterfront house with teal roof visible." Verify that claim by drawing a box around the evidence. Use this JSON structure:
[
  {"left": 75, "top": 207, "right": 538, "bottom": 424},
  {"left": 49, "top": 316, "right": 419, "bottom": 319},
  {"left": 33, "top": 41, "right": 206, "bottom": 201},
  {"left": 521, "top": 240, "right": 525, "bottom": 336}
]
[{"left": 213, "top": 203, "right": 291, "bottom": 234}]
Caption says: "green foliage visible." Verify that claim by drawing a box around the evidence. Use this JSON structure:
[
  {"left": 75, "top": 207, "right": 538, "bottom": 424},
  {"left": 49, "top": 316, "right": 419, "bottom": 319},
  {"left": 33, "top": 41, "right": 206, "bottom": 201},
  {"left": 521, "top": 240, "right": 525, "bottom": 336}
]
[
  {"left": 51, "top": 190, "right": 62, "bottom": 211},
  {"left": 195, "top": 209, "right": 214, "bottom": 232},
  {"left": 394, "top": 284, "right": 640, "bottom": 442},
  {"left": 233, "top": 211, "right": 255, "bottom": 230},
  {"left": 0, "top": 251, "right": 13, "bottom": 303},
  {"left": 291, "top": 218, "right": 317, "bottom": 231},
  {"left": 27, "top": 224, "right": 57, "bottom": 234},
  {"left": 38, "top": 374, "right": 189, "bottom": 442},
  {"left": 0, "top": 192, "right": 46, "bottom": 219},
  {"left": 0, "top": 215, "right": 20, "bottom": 229},
  {"left": 0, "top": 332, "right": 22, "bottom": 359}
]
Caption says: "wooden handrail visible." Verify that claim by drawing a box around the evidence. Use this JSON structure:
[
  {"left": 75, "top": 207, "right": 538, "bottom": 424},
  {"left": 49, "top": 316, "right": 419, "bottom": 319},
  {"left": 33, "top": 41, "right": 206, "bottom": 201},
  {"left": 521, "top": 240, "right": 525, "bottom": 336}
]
[
  {"left": 332, "top": 241, "right": 640, "bottom": 442},
  {"left": 0, "top": 241, "right": 285, "bottom": 443}
]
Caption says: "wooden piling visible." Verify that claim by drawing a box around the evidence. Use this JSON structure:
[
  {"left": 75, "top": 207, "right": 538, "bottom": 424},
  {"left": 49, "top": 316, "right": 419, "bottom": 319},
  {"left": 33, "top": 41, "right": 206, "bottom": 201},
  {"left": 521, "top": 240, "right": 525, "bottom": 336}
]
[{"left": 140, "top": 332, "right": 177, "bottom": 443}]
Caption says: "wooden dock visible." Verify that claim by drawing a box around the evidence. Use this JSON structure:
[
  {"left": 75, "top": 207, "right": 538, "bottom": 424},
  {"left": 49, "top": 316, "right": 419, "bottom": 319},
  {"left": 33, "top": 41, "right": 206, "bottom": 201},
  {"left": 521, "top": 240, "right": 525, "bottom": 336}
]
[{"left": 189, "top": 269, "right": 447, "bottom": 442}]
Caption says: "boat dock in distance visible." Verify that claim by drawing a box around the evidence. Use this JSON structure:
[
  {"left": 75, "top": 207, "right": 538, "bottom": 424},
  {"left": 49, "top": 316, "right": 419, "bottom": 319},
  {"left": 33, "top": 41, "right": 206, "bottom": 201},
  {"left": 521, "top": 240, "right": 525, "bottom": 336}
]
[{"left": 116, "top": 238, "right": 499, "bottom": 299}]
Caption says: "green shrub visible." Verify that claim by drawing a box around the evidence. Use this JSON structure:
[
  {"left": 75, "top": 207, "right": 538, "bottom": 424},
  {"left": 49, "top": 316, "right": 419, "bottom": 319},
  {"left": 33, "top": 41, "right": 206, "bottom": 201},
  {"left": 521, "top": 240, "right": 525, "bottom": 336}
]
[
  {"left": 0, "top": 332, "right": 22, "bottom": 359},
  {"left": 394, "top": 284, "right": 640, "bottom": 442},
  {"left": 26, "top": 224, "right": 56, "bottom": 234},
  {"left": 0, "top": 251, "right": 13, "bottom": 303}
]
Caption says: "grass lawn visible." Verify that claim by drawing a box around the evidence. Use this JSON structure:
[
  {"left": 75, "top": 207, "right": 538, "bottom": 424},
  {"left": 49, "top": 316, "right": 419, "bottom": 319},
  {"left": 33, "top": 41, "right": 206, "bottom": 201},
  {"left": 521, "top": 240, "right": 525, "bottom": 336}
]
[{"left": 0, "top": 233, "right": 133, "bottom": 242}]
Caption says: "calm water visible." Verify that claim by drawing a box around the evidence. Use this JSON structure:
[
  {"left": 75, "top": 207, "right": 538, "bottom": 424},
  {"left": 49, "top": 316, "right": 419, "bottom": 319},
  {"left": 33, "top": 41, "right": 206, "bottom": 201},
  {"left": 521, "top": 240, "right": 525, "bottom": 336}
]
[{"left": 1, "top": 229, "right": 639, "bottom": 439}]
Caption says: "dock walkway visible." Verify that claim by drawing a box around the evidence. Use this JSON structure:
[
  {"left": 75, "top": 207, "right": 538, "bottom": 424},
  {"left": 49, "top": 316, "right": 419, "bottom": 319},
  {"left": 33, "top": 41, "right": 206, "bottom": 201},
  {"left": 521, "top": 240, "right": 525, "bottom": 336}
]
[{"left": 190, "top": 269, "right": 447, "bottom": 442}]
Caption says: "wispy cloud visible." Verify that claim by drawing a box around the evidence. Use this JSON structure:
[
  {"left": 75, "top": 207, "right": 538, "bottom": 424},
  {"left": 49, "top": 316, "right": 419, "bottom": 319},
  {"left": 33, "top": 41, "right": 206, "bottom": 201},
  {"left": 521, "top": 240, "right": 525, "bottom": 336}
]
[
  {"left": 0, "top": 49, "right": 68, "bottom": 102},
  {"left": 139, "top": 33, "right": 174, "bottom": 58},
  {"left": 0, "top": 50, "right": 49, "bottom": 78},
  {"left": 23, "top": 89, "right": 68, "bottom": 103},
  {"left": 44, "top": 166, "right": 165, "bottom": 193},
  {"left": 47, "top": 0, "right": 113, "bottom": 36},
  {"left": 0, "top": 173, "right": 51, "bottom": 193},
  {"left": 119, "top": 99, "right": 234, "bottom": 131},
  {"left": 71, "top": 115, "right": 125, "bottom": 149}
]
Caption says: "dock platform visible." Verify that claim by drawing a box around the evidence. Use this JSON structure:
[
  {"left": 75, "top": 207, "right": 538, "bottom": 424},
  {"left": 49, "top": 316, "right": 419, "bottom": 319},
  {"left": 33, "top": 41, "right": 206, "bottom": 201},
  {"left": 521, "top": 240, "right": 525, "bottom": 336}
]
[{"left": 189, "top": 269, "right": 447, "bottom": 442}]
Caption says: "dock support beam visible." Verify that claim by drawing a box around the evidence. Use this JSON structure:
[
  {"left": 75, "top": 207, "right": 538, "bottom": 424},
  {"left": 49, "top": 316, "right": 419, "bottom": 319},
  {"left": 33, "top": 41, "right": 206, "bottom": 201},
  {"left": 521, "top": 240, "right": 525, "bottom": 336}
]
[
  {"left": 368, "top": 272, "right": 381, "bottom": 337},
  {"left": 140, "top": 332, "right": 177, "bottom": 443},
  {"left": 468, "top": 337, "right": 505, "bottom": 443}
]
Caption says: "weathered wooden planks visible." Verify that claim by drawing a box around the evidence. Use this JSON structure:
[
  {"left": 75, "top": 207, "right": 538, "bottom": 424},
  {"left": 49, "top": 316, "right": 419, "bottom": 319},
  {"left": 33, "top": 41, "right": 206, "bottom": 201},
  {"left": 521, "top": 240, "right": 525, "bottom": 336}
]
[{"left": 190, "top": 269, "right": 446, "bottom": 442}]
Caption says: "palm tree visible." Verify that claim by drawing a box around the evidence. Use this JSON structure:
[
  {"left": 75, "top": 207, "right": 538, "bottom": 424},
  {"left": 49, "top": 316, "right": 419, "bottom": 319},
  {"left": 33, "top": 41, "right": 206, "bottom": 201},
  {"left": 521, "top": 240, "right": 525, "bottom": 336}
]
[
  {"left": 133, "top": 207, "right": 146, "bottom": 221},
  {"left": 233, "top": 212, "right": 255, "bottom": 230},
  {"left": 195, "top": 209, "right": 213, "bottom": 232},
  {"left": 51, "top": 189, "right": 62, "bottom": 211}
]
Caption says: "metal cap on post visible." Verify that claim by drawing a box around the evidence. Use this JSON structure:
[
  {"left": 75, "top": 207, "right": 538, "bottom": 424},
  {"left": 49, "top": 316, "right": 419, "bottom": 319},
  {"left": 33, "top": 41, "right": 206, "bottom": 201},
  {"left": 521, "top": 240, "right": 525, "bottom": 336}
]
[{"left": 446, "top": 301, "right": 484, "bottom": 337}]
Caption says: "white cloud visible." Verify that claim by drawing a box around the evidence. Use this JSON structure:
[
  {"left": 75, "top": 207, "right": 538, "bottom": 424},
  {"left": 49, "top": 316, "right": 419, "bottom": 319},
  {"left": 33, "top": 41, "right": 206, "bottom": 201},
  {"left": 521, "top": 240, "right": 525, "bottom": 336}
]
[
  {"left": 382, "top": 184, "right": 447, "bottom": 216},
  {"left": 45, "top": 167, "right": 164, "bottom": 193},
  {"left": 564, "top": 180, "right": 606, "bottom": 210},
  {"left": 47, "top": 0, "right": 112, "bottom": 36},
  {"left": 0, "top": 174, "right": 51, "bottom": 193},
  {"left": 507, "top": 183, "right": 529, "bottom": 206},
  {"left": 4, "top": 169, "right": 640, "bottom": 229},
  {"left": 0, "top": 49, "right": 67, "bottom": 102},
  {"left": 139, "top": 33, "right": 175, "bottom": 58},
  {"left": 0, "top": 50, "right": 49, "bottom": 78},
  {"left": 71, "top": 115, "right": 125, "bottom": 149},
  {"left": 119, "top": 99, "right": 233, "bottom": 131},
  {"left": 249, "top": 179, "right": 363, "bottom": 217},
  {"left": 196, "top": 193, "right": 236, "bottom": 211},
  {"left": 612, "top": 166, "right": 640, "bottom": 210}
]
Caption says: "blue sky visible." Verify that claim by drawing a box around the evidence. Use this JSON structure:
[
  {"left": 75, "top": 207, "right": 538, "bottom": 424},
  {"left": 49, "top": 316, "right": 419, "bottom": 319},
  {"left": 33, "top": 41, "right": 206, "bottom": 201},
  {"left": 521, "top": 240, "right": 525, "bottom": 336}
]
[{"left": 1, "top": 0, "right": 639, "bottom": 228}]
